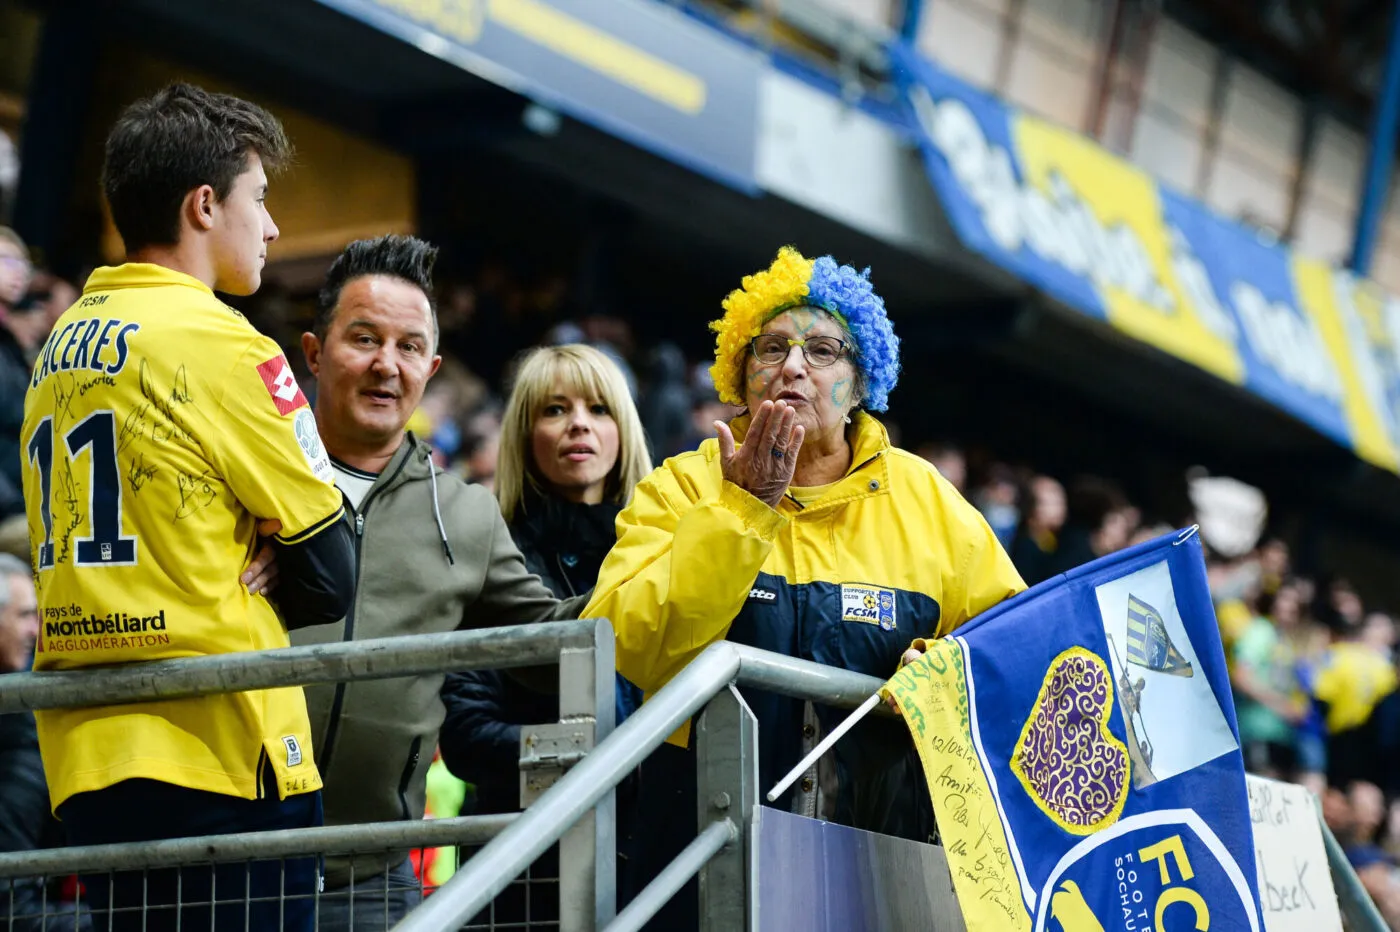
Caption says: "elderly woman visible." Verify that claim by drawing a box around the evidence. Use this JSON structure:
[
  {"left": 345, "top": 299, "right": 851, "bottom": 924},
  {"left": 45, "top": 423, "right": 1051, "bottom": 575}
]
[{"left": 585, "top": 247, "right": 1024, "bottom": 843}]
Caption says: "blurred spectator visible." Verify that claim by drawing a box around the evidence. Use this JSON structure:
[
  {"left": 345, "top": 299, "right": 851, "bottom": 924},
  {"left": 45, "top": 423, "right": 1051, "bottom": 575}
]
[
  {"left": 290, "top": 236, "right": 588, "bottom": 929},
  {"left": 1048, "top": 476, "right": 1131, "bottom": 575},
  {"left": 1008, "top": 475, "right": 1065, "bottom": 586},
  {"left": 461, "top": 401, "right": 503, "bottom": 490},
  {"left": 1316, "top": 576, "right": 1367, "bottom": 634},
  {"left": 1325, "top": 785, "right": 1400, "bottom": 927},
  {"left": 1257, "top": 538, "right": 1291, "bottom": 597},
  {"left": 1361, "top": 611, "right": 1398, "bottom": 659},
  {"left": 1231, "top": 584, "right": 1308, "bottom": 778},
  {"left": 1313, "top": 612, "right": 1399, "bottom": 792},
  {"left": 0, "top": 227, "right": 27, "bottom": 311},
  {"left": 0, "top": 553, "right": 36, "bottom": 673},
  {"left": 682, "top": 363, "right": 741, "bottom": 452},
  {"left": 974, "top": 463, "right": 1021, "bottom": 547},
  {"left": 0, "top": 263, "right": 76, "bottom": 535},
  {"left": 545, "top": 317, "right": 639, "bottom": 400},
  {"left": 0, "top": 227, "right": 32, "bottom": 520},
  {"left": 0, "top": 554, "right": 90, "bottom": 932},
  {"left": 1129, "top": 522, "right": 1173, "bottom": 547},
  {"left": 916, "top": 441, "right": 967, "bottom": 494},
  {"left": 10, "top": 271, "right": 73, "bottom": 363},
  {"left": 638, "top": 342, "right": 692, "bottom": 460},
  {"left": 440, "top": 343, "right": 653, "bottom": 925},
  {"left": 415, "top": 357, "right": 488, "bottom": 468}
]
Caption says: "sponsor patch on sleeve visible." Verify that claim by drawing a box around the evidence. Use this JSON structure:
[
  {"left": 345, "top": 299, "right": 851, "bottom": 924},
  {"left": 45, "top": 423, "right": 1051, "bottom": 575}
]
[
  {"left": 282, "top": 735, "right": 303, "bottom": 767},
  {"left": 255, "top": 354, "right": 309, "bottom": 416},
  {"left": 293, "top": 408, "right": 334, "bottom": 483},
  {"left": 841, "top": 584, "right": 898, "bottom": 631}
]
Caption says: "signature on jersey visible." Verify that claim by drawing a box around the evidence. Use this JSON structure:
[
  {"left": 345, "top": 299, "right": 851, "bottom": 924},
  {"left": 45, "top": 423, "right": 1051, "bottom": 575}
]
[
  {"left": 174, "top": 469, "right": 217, "bottom": 520},
  {"left": 117, "top": 403, "right": 150, "bottom": 454},
  {"left": 140, "top": 359, "right": 196, "bottom": 445},
  {"left": 56, "top": 462, "right": 84, "bottom": 564},
  {"left": 127, "top": 453, "right": 158, "bottom": 494},
  {"left": 51, "top": 373, "right": 78, "bottom": 434}
]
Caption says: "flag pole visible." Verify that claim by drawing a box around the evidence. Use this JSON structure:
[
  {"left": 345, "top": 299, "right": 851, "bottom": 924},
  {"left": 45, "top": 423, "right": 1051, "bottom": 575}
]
[
  {"left": 766, "top": 691, "right": 883, "bottom": 802},
  {"left": 1107, "top": 633, "right": 1154, "bottom": 763}
]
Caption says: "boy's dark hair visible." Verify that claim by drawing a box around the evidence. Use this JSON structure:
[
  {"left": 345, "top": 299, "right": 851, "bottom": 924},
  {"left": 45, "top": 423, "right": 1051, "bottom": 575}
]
[
  {"left": 102, "top": 83, "right": 291, "bottom": 253},
  {"left": 315, "top": 235, "right": 440, "bottom": 348}
]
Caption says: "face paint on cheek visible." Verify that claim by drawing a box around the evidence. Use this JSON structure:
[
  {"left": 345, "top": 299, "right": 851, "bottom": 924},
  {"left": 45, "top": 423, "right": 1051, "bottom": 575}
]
[
  {"left": 747, "top": 367, "right": 773, "bottom": 400},
  {"left": 831, "top": 378, "right": 852, "bottom": 408}
]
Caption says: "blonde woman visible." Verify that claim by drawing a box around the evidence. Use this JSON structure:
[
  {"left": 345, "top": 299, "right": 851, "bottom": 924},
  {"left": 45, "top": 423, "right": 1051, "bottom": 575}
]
[
  {"left": 494, "top": 343, "right": 652, "bottom": 564},
  {"left": 439, "top": 343, "right": 651, "bottom": 924}
]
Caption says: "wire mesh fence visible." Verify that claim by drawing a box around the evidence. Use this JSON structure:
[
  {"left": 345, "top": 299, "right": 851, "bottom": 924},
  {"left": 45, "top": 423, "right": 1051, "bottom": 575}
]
[{"left": 3, "top": 840, "right": 565, "bottom": 931}]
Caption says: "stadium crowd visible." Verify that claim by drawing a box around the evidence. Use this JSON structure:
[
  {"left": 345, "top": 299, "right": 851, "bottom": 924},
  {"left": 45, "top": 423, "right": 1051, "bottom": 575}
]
[{"left": 1, "top": 83, "right": 1400, "bottom": 931}]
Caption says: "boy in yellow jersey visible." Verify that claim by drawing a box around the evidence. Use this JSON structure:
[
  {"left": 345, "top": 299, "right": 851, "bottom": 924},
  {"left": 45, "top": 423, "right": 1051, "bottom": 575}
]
[{"left": 21, "top": 84, "right": 355, "bottom": 931}]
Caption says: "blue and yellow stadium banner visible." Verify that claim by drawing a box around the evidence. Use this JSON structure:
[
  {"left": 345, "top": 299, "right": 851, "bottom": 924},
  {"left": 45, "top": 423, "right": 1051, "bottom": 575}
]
[
  {"left": 891, "top": 41, "right": 1400, "bottom": 473},
  {"left": 314, "top": 0, "right": 762, "bottom": 192},
  {"left": 884, "top": 530, "right": 1262, "bottom": 932}
]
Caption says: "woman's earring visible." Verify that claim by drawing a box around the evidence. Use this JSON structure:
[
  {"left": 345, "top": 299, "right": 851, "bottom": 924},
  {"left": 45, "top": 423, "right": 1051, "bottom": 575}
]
[{"left": 843, "top": 414, "right": 852, "bottom": 424}]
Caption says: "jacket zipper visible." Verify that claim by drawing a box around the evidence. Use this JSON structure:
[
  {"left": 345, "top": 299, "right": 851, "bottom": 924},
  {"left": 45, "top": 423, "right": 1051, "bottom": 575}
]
[
  {"left": 555, "top": 554, "right": 578, "bottom": 597},
  {"left": 317, "top": 451, "right": 413, "bottom": 773},
  {"left": 397, "top": 736, "right": 423, "bottom": 820},
  {"left": 784, "top": 452, "right": 884, "bottom": 510}
]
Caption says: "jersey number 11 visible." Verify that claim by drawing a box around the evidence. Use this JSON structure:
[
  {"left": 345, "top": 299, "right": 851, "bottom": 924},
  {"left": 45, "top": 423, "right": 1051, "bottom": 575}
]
[{"left": 27, "top": 410, "right": 138, "bottom": 570}]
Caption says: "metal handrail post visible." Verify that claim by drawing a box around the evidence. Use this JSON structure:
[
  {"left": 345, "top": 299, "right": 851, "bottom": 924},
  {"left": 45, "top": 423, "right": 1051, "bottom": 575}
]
[
  {"left": 556, "top": 622, "right": 618, "bottom": 931},
  {"left": 394, "top": 642, "right": 744, "bottom": 931},
  {"left": 696, "top": 685, "right": 760, "bottom": 931}
]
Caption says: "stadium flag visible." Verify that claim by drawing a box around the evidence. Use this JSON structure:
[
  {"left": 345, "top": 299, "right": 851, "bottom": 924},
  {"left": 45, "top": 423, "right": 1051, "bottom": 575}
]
[
  {"left": 1125, "top": 594, "right": 1194, "bottom": 677},
  {"left": 882, "top": 528, "right": 1262, "bottom": 931}
]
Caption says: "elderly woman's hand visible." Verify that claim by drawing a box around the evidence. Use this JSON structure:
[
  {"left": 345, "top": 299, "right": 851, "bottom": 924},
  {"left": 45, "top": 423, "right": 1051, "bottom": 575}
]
[
  {"left": 885, "top": 646, "right": 926, "bottom": 713},
  {"left": 715, "top": 399, "right": 805, "bottom": 508}
]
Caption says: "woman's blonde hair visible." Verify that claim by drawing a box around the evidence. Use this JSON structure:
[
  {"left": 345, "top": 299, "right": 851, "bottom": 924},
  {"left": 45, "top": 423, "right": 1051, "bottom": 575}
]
[{"left": 497, "top": 344, "right": 652, "bottom": 523}]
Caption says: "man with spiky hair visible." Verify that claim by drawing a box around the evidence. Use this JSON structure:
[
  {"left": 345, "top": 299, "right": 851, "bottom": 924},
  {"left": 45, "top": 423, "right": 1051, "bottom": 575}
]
[
  {"left": 293, "top": 234, "right": 587, "bottom": 929},
  {"left": 22, "top": 84, "right": 355, "bottom": 931}
]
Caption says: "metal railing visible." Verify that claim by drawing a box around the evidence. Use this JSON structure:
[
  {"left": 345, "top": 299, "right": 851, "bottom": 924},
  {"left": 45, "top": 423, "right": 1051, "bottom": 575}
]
[
  {"left": 400, "top": 640, "right": 887, "bottom": 931},
  {"left": 2, "top": 618, "right": 1390, "bottom": 931},
  {"left": 0, "top": 618, "right": 884, "bottom": 931},
  {"left": 0, "top": 620, "right": 617, "bottom": 932}
]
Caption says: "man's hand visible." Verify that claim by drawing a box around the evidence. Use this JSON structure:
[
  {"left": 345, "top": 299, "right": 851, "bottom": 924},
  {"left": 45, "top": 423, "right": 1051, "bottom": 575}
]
[
  {"left": 241, "top": 519, "right": 284, "bottom": 597},
  {"left": 715, "top": 400, "right": 804, "bottom": 509}
]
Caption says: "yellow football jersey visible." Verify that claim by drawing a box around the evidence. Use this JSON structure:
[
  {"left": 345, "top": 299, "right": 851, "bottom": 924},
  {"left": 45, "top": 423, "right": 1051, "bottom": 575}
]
[
  {"left": 22, "top": 263, "right": 343, "bottom": 809},
  {"left": 1312, "top": 641, "right": 1398, "bottom": 734}
]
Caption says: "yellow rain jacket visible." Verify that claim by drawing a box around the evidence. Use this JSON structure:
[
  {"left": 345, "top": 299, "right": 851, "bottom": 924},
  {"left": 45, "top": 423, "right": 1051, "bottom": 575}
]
[{"left": 584, "top": 412, "right": 1024, "bottom": 824}]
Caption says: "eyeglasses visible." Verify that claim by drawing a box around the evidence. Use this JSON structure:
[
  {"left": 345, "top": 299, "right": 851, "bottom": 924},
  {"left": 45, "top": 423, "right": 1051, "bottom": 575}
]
[{"left": 749, "top": 333, "right": 849, "bottom": 368}]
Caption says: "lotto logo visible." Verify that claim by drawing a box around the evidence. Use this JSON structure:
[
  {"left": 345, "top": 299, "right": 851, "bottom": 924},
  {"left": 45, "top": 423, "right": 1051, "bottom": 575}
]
[
  {"left": 256, "top": 355, "right": 309, "bottom": 416},
  {"left": 748, "top": 588, "right": 777, "bottom": 602}
]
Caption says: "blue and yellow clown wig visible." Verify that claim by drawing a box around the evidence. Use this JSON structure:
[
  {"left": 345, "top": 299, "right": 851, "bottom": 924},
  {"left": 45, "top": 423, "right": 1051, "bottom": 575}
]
[{"left": 710, "top": 246, "right": 901, "bottom": 412}]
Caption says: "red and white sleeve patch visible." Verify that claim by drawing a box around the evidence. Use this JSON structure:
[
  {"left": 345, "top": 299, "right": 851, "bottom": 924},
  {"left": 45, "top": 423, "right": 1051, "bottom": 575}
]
[{"left": 255, "top": 354, "right": 309, "bottom": 416}]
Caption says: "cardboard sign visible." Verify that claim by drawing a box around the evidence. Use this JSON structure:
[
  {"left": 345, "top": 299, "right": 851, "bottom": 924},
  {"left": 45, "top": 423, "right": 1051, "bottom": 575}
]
[{"left": 1245, "top": 775, "right": 1343, "bottom": 932}]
